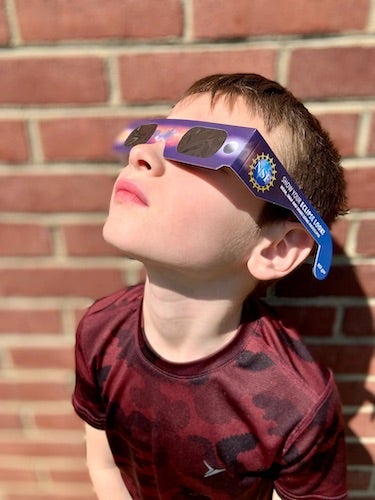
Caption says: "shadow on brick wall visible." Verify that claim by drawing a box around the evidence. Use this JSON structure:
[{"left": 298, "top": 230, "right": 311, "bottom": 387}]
[{"left": 260, "top": 239, "right": 375, "bottom": 494}]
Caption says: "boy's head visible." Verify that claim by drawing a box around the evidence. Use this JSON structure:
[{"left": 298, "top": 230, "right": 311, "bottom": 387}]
[
  {"left": 180, "top": 73, "right": 347, "bottom": 228},
  {"left": 107, "top": 73, "right": 347, "bottom": 284}
]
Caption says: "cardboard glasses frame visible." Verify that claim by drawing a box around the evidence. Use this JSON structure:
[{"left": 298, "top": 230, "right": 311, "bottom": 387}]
[{"left": 113, "top": 118, "right": 333, "bottom": 280}]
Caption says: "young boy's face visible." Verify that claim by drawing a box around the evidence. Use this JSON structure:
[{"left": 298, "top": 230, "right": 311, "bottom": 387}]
[{"left": 103, "top": 93, "right": 268, "bottom": 279}]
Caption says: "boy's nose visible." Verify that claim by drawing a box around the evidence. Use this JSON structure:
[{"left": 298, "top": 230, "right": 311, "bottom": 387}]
[{"left": 127, "top": 142, "right": 165, "bottom": 176}]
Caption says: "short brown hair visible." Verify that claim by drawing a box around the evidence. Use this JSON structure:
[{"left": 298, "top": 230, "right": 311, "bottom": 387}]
[{"left": 182, "top": 73, "right": 347, "bottom": 227}]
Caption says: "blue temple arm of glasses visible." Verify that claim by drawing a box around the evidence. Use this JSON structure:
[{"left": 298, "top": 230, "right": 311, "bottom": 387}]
[{"left": 231, "top": 142, "right": 333, "bottom": 280}]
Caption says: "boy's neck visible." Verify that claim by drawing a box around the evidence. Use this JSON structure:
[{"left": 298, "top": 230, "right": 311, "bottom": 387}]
[{"left": 141, "top": 270, "right": 256, "bottom": 363}]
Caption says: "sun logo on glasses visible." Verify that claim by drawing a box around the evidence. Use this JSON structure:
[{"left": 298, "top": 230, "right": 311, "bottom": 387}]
[{"left": 249, "top": 153, "right": 277, "bottom": 192}]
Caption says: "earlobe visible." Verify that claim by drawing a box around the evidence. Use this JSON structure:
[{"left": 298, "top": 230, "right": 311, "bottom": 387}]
[{"left": 247, "top": 221, "right": 314, "bottom": 281}]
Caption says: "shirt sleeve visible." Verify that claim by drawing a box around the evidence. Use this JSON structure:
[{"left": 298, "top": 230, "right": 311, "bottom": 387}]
[
  {"left": 72, "top": 310, "right": 107, "bottom": 430},
  {"left": 274, "top": 376, "right": 347, "bottom": 499}
]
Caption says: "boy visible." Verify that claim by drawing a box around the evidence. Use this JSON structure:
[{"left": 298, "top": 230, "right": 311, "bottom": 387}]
[{"left": 73, "top": 73, "right": 348, "bottom": 499}]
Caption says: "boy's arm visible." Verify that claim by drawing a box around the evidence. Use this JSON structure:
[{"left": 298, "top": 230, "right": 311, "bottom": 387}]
[{"left": 85, "top": 423, "right": 132, "bottom": 500}]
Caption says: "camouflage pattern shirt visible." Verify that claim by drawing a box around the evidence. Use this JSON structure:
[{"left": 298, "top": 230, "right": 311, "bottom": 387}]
[{"left": 73, "top": 284, "right": 347, "bottom": 499}]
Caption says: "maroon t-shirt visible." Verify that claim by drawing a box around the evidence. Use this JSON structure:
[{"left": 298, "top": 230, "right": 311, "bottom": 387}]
[{"left": 73, "top": 284, "right": 347, "bottom": 499}]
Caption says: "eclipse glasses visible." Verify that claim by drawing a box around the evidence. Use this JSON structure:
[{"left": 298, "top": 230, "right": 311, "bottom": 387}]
[{"left": 114, "top": 118, "right": 332, "bottom": 280}]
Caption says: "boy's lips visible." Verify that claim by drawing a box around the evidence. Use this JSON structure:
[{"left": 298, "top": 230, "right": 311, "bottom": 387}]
[{"left": 114, "top": 179, "right": 149, "bottom": 206}]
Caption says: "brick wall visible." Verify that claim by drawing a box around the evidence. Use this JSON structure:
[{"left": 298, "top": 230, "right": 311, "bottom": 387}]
[{"left": 0, "top": 0, "right": 374, "bottom": 498}]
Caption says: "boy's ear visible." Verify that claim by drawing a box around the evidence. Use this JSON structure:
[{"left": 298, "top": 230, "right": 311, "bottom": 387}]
[{"left": 247, "top": 221, "right": 314, "bottom": 281}]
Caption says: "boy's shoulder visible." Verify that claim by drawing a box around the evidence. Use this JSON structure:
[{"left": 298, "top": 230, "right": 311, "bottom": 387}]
[
  {"left": 85, "top": 283, "right": 144, "bottom": 315},
  {"left": 243, "top": 297, "right": 332, "bottom": 397},
  {"left": 76, "top": 284, "right": 144, "bottom": 342}
]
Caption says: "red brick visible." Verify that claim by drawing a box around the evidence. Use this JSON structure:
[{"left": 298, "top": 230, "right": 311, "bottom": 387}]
[
  {"left": 346, "top": 441, "right": 375, "bottom": 465},
  {"left": 0, "top": 381, "right": 70, "bottom": 401},
  {"left": 63, "top": 223, "right": 122, "bottom": 256},
  {"left": 316, "top": 113, "right": 359, "bottom": 158},
  {"left": 0, "top": 174, "right": 115, "bottom": 213},
  {"left": 0, "top": 268, "right": 124, "bottom": 297},
  {"left": 16, "top": 0, "right": 182, "bottom": 41},
  {"left": 39, "top": 116, "right": 128, "bottom": 162},
  {"left": 288, "top": 47, "right": 375, "bottom": 99},
  {"left": 192, "top": 0, "right": 369, "bottom": 39},
  {"left": 331, "top": 218, "right": 349, "bottom": 255},
  {"left": 346, "top": 167, "right": 375, "bottom": 211},
  {"left": 0, "top": 223, "right": 52, "bottom": 256},
  {"left": 0, "top": 468, "right": 36, "bottom": 482},
  {"left": 347, "top": 411, "right": 375, "bottom": 438},
  {"left": 342, "top": 306, "right": 375, "bottom": 336},
  {"left": 35, "top": 410, "right": 83, "bottom": 430},
  {"left": 308, "top": 344, "right": 374, "bottom": 375},
  {"left": 119, "top": 50, "right": 276, "bottom": 103},
  {"left": 0, "top": 120, "right": 28, "bottom": 163},
  {"left": 356, "top": 220, "right": 375, "bottom": 256},
  {"left": 11, "top": 346, "right": 73, "bottom": 369},
  {"left": 273, "top": 306, "right": 336, "bottom": 336},
  {"left": 347, "top": 469, "right": 372, "bottom": 490},
  {"left": 0, "top": 309, "right": 61, "bottom": 334},
  {"left": 0, "top": 0, "right": 9, "bottom": 44},
  {"left": 0, "top": 57, "right": 107, "bottom": 104},
  {"left": 341, "top": 264, "right": 375, "bottom": 297},
  {"left": 0, "top": 412, "right": 22, "bottom": 429},
  {"left": 337, "top": 380, "right": 375, "bottom": 406}
]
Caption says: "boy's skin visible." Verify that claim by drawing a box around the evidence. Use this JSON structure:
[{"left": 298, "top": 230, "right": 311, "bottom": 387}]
[{"left": 84, "top": 92, "right": 315, "bottom": 499}]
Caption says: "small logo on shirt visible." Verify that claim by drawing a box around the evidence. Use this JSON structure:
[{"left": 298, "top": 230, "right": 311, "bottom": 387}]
[{"left": 203, "top": 460, "right": 226, "bottom": 478}]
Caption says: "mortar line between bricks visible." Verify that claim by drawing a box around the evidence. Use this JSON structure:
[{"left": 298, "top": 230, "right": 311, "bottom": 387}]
[
  {"left": 0, "top": 100, "right": 374, "bottom": 120},
  {"left": 4, "top": 0, "right": 22, "bottom": 46},
  {"left": 357, "top": 111, "right": 373, "bottom": 157},
  {"left": 0, "top": 367, "right": 75, "bottom": 380},
  {"left": 336, "top": 374, "right": 375, "bottom": 382},
  {"left": 0, "top": 164, "right": 121, "bottom": 174},
  {"left": 0, "top": 455, "right": 87, "bottom": 469},
  {"left": 0, "top": 212, "right": 109, "bottom": 223},
  {"left": 368, "top": 0, "right": 375, "bottom": 31},
  {"left": 342, "top": 158, "right": 375, "bottom": 169},
  {"left": 346, "top": 436, "right": 375, "bottom": 444},
  {"left": 182, "top": 0, "right": 194, "bottom": 42},
  {"left": 107, "top": 54, "right": 122, "bottom": 106},
  {"left": 345, "top": 218, "right": 361, "bottom": 256},
  {"left": 0, "top": 104, "right": 174, "bottom": 119},
  {"left": 27, "top": 119, "right": 44, "bottom": 164},
  {"left": 0, "top": 35, "right": 374, "bottom": 57},
  {"left": 332, "top": 304, "right": 344, "bottom": 338},
  {"left": 344, "top": 403, "right": 375, "bottom": 414},
  {"left": 344, "top": 210, "right": 375, "bottom": 220},
  {"left": 276, "top": 46, "right": 291, "bottom": 86}
]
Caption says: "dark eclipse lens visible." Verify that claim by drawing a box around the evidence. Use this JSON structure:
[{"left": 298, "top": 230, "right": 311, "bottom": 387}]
[
  {"left": 124, "top": 123, "right": 158, "bottom": 147},
  {"left": 177, "top": 127, "right": 227, "bottom": 158}
]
